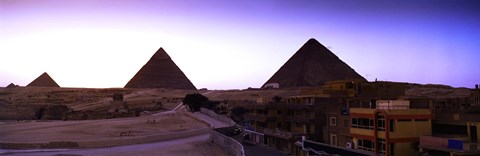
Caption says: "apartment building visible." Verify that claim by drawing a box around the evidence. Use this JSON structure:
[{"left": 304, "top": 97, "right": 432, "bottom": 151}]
[
  {"left": 349, "top": 100, "right": 432, "bottom": 156},
  {"left": 419, "top": 121, "right": 480, "bottom": 156},
  {"left": 243, "top": 95, "right": 349, "bottom": 154}
]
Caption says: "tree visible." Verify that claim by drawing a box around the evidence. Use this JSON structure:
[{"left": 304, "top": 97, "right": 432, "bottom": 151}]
[
  {"left": 183, "top": 93, "right": 209, "bottom": 112},
  {"left": 272, "top": 96, "right": 282, "bottom": 102},
  {"left": 230, "top": 106, "right": 248, "bottom": 123}
]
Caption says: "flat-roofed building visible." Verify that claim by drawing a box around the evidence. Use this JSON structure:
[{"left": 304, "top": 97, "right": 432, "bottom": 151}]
[{"left": 349, "top": 100, "right": 432, "bottom": 156}]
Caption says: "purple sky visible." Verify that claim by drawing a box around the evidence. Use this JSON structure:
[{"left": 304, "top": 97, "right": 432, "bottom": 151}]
[{"left": 1, "top": 0, "right": 479, "bottom": 89}]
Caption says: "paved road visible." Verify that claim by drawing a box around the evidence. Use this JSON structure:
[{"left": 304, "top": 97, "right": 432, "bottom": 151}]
[{"left": 191, "top": 112, "right": 229, "bottom": 128}]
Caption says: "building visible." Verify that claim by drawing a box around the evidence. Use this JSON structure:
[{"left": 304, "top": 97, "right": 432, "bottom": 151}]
[
  {"left": 243, "top": 96, "right": 314, "bottom": 154},
  {"left": 325, "top": 104, "right": 352, "bottom": 149},
  {"left": 419, "top": 122, "right": 480, "bottom": 156},
  {"left": 243, "top": 95, "right": 344, "bottom": 154},
  {"left": 349, "top": 100, "right": 432, "bottom": 156}
]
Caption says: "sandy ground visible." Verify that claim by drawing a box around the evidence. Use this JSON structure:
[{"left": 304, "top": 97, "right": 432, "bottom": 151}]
[
  {"left": 0, "top": 112, "right": 205, "bottom": 145},
  {"left": 1, "top": 134, "right": 230, "bottom": 156},
  {"left": 0, "top": 106, "right": 234, "bottom": 156}
]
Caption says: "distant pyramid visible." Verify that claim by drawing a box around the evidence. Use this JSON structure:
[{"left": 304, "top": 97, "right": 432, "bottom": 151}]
[
  {"left": 6, "top": 83, "right": 18, "bottom": 88},
  {"left": 263, "top": 38, "right": 366, "bottom": 88},
  {"left": 27, "top": 72, "right": 60, "bottom": 87},
  {"left": 125, "top": 47, "right": 197, "bottom": 89}
]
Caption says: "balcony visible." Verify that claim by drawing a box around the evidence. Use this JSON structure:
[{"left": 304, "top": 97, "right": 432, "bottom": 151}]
[
  {"left": 244, "top": 103, "right": 282, "bottom": 110},
  {"left": 286, "top": 104, "right": 312, "bottom": 110},
  {"left": 245, "top": 114, "right": 276, "bottom": 122},
  {"left": 285, "top": 116, "right": 314, "bottom": 123}
]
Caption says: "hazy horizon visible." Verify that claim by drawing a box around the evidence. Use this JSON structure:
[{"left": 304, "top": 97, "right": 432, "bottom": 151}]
[{"left": 1, "top": 0, "right": 479, "bottom": 89}]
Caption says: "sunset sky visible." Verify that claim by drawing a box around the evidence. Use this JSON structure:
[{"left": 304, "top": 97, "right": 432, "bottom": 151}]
[{"left": 1, "top": 0, "right": 479, "bottom": 89}]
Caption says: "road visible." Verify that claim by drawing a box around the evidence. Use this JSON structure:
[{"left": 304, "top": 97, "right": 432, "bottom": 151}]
[{"left": 191, "top": 112, "right": 229, "bottom": 128}]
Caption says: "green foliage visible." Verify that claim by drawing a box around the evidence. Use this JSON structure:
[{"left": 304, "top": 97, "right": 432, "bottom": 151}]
[
  {"left": 230, "top": 106, "right": 248, "bottom": 117},
  {"left": 230, "top": 106, "right": 248, "bottom": 124},
  {"left": 183, "top": 93, "right": 209, "bottom": 112}
]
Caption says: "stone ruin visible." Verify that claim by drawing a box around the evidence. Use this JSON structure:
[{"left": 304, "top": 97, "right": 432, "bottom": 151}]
[{"left": 109, "top": 93, "right": 129, "bottom": 113}]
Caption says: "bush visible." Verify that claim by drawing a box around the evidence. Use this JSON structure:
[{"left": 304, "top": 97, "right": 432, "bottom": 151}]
[{"left": 183, "top": 93, "right": 209, "bottom": 112}]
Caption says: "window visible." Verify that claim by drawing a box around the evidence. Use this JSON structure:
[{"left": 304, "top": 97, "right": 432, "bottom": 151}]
[
  {"left": 258, "top": 122, "right": 266, "bottom": 128},
  {"left": 377, "top": 115, "right": 385, "bottom": 131},
  {"left": 390, "top": 143, "right": 395, "bottom": 156},
  {"left": 352, "top": 118, "right": 358, "bottom": 125},
  {"left": 390, "top": 120, "right": 394, "bottom": 132},
  {"left": 415, "top": 119, "right": 428, "bottom": 122},
  {"left": 287, "top": 110, "right": 293, "bottom": 116},
  {"left": 358, "top": 139, "right": 375, "bottom": 152},
  {"left": 330, "top": 134, "right": 337, "bottom": 146},
  {"left": 351, "top": 118, "right": 374, "bottom": 129},
  {"left": 377, "top": 138, "right": 386, "bottom": 154},
  {"left": 330, "top": 117, "right": 337, "bottom": 126},
  {"left": 296, "top": 122, "right": 303, "bottom": 127}
]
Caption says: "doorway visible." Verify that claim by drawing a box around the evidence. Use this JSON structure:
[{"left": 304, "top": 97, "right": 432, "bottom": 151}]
[{"left": 470, "top": 125, "right": 477, "bottom": 142}]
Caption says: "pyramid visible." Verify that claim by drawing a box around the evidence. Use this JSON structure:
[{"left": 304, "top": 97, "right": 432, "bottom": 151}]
[
  {"left": 6, "top": 83, "right": 17, "bottom": 88},
  {"left": 125, "top": 47, "right": 197, "bottom": 89},
  {"left": 27, "top": 72, "right": 60, "bottom": 87},
  {"left": 263, "top": 38, "right": 366, "bottom": 88}
]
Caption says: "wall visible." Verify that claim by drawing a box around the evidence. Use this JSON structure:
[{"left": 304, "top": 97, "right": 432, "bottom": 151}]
[
  {"left": 391, "top": 119, "right": 431, "bottom": 138},
  {"left": 210, "top": 130, "right": 245, "bottom": 156},
  {"left": 197, "top": 108, "right": 245, "bottom": 156},
  {"left": 395, "top": 142, "right": 418, "bottom": 156}
]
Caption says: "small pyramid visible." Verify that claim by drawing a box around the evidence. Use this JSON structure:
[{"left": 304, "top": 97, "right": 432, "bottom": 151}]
[
  {"left": 27, "top": 72, "right": 60, "bottom": 87},
  {"left": 263, "top": 38, "right": 366, "bottom": 88},
  {"left": 6, "top": 83, "right": 17, "bottom": 88},
  {"left": 125, "top": 47, "right": 197, "bottom": 89}
]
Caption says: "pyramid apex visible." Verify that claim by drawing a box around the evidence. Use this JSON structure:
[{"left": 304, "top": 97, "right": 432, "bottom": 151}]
[
  {"left": 305, "top": 38, "right": 321, "bottom": 45},
  {"left": 151, "top": 47, "right": 171, "bottom": 60}
]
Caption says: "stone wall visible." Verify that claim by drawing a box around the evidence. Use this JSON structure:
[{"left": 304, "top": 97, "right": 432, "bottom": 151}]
[{"left": 210, "top": 129, "right": 245, "bottom": 156}]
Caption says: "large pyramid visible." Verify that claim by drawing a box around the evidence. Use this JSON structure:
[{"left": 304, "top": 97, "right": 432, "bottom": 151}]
[
  {"left": 125, "top": 47, "right": 197, "bottom": 89},
  {"left": 263, "top": 38, "right": 366, "bottom": 88},
  {"left": 27, "top": 72, "right": 60, "bottom": 87}
]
